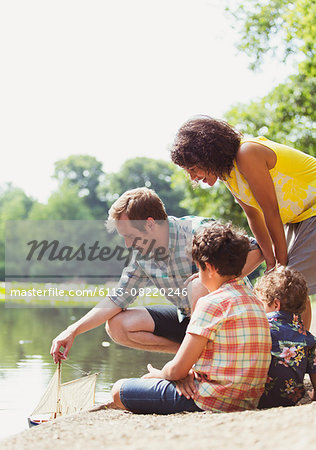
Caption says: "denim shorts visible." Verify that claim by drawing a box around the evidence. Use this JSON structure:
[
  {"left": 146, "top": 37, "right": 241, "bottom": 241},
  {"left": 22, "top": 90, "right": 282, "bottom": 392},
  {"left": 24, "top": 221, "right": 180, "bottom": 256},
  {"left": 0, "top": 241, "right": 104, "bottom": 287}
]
[{"left": 120, "top": 378, "right": 203, "bottom": 415}]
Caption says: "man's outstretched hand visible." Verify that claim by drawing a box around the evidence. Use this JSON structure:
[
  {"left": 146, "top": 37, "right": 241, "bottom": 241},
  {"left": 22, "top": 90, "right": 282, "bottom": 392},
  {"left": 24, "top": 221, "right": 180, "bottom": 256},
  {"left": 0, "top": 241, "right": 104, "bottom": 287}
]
[{"left": 50, "top": 328, "right": 75, "bottom": 364}]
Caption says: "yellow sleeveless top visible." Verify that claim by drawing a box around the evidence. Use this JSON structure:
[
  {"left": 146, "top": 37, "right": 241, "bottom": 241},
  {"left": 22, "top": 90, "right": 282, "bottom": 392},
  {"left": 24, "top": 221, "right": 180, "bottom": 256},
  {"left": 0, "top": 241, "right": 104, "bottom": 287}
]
[{"left": 223, "top": 136, "right": 316, "bottom": 224}]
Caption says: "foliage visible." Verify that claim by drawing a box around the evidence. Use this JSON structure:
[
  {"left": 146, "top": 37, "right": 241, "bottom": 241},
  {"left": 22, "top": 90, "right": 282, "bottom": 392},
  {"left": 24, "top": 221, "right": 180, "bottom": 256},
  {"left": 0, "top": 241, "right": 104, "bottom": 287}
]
[
  {"left": 99, "top": 157, "right": 189, "bottom": 217},
  {"left": 0, "top": 184, "right": 36, "bottom": 280},
  {"left": 171, "top": 171, "right": 249, "bottom": 231},
  {"left": 54, "top": 155, "right": 108, "bottom": 218},
  {"left": 0, "top": 184, "right": 34, "bottom": 221},
  {"left": 28, "top": 184, "right": 94, "bottom": 220},
  {"left": 224, "top": 0, "right": 315, "bottom": 155},
  {"left": 225, "top": 73, "right": 315, "bottom": 156},
  {"left": 226, "top": 0, "right": 316, "bottom": 74},
  {"left": 0, "top": 158, "right": 191, "bottom": 281}
]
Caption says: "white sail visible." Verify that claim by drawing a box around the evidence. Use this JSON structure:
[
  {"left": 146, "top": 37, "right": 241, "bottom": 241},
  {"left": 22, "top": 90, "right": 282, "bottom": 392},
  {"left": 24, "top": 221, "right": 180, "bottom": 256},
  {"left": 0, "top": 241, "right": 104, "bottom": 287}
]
[
  {"left": 30, "top": 366, "right": 98, "bottom": 418},
  {"left": 30, "top": 369, "right": 59, "bottom": 416},
  {"left": 59, "top": 373, "right": 98, "bottom": 415}
]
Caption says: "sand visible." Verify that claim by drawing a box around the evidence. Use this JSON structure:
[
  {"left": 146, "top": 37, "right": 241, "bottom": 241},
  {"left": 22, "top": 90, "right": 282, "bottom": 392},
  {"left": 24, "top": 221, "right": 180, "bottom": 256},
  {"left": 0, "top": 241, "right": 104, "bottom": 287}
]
[
  {"left": 1, "top": 397, "right": 316, "bottom": 450},
  {"left": 2, "top": 307, "right": 316, "bottom": 450}
]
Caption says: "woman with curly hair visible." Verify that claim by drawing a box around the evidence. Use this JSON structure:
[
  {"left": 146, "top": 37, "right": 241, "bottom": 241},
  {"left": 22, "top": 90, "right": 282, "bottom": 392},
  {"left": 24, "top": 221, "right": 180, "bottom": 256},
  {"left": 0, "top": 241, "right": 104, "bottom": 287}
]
[{"left": 170, "top": 115, "right": 316, "bottom": 329}]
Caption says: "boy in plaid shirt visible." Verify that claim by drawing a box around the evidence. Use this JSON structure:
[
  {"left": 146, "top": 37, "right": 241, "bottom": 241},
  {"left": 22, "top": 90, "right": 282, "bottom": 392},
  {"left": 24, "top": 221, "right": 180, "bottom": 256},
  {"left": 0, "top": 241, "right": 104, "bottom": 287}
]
[{"left": 111, "top": 222, "right": 271, "bottom": 414}]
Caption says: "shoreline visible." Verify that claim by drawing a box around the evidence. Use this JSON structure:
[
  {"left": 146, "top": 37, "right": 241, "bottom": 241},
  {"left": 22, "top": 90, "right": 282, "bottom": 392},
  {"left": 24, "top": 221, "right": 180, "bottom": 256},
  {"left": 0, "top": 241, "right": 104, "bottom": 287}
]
[{"left": 2, "top": 400, "right": 316, "bottom": 450}]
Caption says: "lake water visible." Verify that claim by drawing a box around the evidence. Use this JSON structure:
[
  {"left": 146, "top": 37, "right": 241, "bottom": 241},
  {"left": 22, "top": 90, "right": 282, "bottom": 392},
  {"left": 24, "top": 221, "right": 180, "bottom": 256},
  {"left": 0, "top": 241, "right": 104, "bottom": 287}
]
[{"left": 0, "top": 303, "right": 170, "bottom": 441}]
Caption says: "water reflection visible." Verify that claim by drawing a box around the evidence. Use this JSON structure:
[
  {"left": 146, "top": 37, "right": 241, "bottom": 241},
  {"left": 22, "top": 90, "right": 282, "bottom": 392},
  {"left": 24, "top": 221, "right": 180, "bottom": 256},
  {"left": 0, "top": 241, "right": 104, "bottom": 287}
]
[{"left": 0, "top": 304, "right": 170, "bottom": 440}]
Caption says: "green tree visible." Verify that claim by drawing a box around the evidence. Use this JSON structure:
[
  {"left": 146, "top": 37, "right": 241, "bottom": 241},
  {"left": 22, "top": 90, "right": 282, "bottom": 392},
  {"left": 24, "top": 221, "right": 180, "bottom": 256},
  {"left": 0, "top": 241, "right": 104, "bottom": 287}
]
[
  {"left": 226, "top": 0, "right": 315, "bottom": 75},
  {"left": 99, "top": 157, "right": 189, "bottom": 217},
  {"left": 171, "top": 171, "right": 249, "bottom": 231},
  {"left": 28, "top": 184, "right": 94, "bottom": 220},
  {"left": 224, "top": 0, "right": 315, "bottom": 155},
  {"left": 0, "top": 184, "right": 35, "bottom": 221},
  {"left": 0, "top": 184, "right": 36, "bottom": 280},
  {"left": 225, "top": 74, "right": 315, "bottom": 156},
  {"left": 54, "top": 155, "right": 108, "bottom": 218}
]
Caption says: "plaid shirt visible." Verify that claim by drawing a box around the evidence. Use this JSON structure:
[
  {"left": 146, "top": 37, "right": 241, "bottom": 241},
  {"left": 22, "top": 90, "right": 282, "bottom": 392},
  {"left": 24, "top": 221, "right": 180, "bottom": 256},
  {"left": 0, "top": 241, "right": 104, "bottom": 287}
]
[
  {"left": 109, "top": 216, "right": 212, "bottom": 311},
  {"left": 187, "top": 279, "right": 271, "bottom": 413}
]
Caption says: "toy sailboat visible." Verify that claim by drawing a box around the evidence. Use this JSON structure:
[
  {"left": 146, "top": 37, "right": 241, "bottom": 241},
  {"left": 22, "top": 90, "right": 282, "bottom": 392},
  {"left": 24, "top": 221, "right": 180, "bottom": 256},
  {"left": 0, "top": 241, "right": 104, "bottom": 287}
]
[{"left": 28, "top": 362, "right": 99, "bottom": 427}]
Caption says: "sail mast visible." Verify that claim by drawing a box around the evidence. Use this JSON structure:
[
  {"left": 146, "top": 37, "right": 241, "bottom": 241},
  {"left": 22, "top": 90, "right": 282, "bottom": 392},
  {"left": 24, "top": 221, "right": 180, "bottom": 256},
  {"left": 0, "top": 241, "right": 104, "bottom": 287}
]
[
  {"left": 29, "top": 362, "right": 99, "bottom": 421},
  {"left": 55, "top": 361, "right": 62, "bottom": 417}
]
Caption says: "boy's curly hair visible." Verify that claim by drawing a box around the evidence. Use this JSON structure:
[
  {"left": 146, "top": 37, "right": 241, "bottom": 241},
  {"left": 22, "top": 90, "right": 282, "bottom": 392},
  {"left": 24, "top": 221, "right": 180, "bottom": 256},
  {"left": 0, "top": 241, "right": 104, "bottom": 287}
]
[
  {"left": 253, "top": 266, "right": 308, "bottom": 314},
  {"left": 191, "top": 221, "right": 249, "bottom": 277},
  {"left": 170, "top": 116, "right": 242, "bottom": 179}
]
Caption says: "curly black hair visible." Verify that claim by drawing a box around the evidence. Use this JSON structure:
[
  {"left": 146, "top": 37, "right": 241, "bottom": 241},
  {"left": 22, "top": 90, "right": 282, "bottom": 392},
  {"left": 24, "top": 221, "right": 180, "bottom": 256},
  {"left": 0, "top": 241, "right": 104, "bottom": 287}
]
[
  {"left": 254, "top": 266, "right": 308, "bottom": 314},
  {"left": 170, "top": 116, "right": 242, "bottom": 179},
  {"left": 191, "top": 221, "right": 250, "bottom": 277}
]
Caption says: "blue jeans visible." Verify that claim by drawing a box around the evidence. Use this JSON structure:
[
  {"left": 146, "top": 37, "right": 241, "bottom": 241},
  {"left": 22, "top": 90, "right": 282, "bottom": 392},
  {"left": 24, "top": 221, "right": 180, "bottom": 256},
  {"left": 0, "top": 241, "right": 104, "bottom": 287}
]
[{"left": 120, "top": 378, "right": 203, "bottom": 415}]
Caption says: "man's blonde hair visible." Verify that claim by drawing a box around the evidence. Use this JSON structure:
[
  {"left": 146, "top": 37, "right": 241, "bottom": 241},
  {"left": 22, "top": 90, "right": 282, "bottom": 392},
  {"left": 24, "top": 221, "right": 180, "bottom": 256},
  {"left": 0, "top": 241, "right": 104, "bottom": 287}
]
[{"left": 106, "top": 187, "right": 168, "bottom": 231}]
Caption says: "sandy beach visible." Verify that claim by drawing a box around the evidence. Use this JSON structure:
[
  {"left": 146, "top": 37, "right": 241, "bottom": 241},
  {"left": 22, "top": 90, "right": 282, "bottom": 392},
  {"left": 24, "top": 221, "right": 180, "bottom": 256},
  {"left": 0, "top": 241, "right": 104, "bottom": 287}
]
[
  {"left": 1, "top": 395, "right": 316, "bottom": 450},
  {"left": 2, "top": 306, "right": 316, "bottom": 450}
]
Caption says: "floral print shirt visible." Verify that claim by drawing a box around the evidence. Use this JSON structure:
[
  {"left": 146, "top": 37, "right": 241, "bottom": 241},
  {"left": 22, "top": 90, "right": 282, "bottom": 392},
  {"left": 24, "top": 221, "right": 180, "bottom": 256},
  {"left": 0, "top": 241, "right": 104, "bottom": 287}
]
[{"left": 258, "top": 310, "right": 316, "bottom": 408}]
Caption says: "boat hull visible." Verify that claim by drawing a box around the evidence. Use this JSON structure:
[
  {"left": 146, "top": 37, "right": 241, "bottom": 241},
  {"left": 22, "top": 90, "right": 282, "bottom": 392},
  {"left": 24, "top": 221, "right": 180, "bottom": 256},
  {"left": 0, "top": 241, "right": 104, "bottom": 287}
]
[{"left": 28, "top": 417, "right": 50, "bottom": 428}]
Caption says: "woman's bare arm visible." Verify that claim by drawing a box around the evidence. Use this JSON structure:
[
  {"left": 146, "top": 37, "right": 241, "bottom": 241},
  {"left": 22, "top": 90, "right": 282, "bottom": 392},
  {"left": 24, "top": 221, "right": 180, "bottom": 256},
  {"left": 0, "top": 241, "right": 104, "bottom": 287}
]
[
  {"left": 236, "top": 142, "right": 288, "bottom": 266},
  {"left": 235, "top": 197, "right": 276, "bottom": 270}
]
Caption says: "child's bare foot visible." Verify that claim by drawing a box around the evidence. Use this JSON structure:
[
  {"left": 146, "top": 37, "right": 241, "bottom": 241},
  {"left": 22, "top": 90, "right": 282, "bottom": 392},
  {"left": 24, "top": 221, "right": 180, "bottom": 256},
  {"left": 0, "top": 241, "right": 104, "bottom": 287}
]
[{"left": 89, "top": 401, "right": 121, "bottom": 412}]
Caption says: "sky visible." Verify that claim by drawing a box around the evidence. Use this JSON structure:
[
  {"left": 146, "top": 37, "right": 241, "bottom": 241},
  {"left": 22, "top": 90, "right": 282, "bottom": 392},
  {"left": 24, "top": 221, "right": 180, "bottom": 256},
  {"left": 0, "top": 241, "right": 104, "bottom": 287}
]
[{"left": 0, "top": 0, "right": 294, "bottom": 202}]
